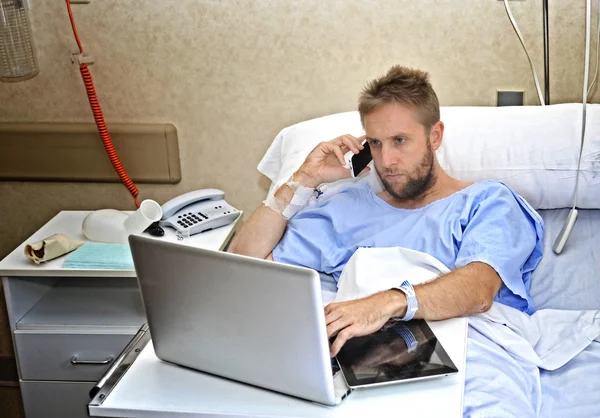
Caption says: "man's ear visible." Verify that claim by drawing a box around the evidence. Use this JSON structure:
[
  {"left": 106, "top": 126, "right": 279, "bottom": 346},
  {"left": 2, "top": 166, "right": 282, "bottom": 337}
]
[{"left": 429, "top": 121, "right": 444, "bottom": 151}]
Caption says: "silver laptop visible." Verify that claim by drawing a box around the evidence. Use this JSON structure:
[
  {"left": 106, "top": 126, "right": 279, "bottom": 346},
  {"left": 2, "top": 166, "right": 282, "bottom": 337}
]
[
  {"left": 128, "top": 235, "right": 351, "bottom": 406},
  {"left": 129, "top": 235, "right": 458, "bottom": 405}
]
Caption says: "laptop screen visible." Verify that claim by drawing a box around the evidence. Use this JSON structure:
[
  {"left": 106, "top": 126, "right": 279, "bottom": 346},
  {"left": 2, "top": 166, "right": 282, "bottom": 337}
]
[{"left": 335, "top": 319, "right": 458, "bottom": 387}]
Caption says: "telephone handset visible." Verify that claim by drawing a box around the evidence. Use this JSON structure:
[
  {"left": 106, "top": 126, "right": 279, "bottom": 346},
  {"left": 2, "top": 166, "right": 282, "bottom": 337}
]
[{"left": 158, "top": 189, "right": 239, "bottom": 238}]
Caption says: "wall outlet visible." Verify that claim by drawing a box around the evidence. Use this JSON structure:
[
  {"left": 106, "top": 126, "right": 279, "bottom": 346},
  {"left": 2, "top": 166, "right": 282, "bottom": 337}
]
[{"left": 497, "top": 90, "right": 524, "bottom": 106}]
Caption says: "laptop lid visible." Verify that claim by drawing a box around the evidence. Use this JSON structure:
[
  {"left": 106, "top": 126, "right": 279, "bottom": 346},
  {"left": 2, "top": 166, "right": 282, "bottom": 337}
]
[
  {"left": 128, "top": 235, "right": 338, "bottom": 405},
  {"left": 335, "top": 319, "right": 458, "bottom": 389}
]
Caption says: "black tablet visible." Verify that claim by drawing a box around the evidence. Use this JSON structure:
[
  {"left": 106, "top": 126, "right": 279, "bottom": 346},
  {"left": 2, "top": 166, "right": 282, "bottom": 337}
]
[{"left": 335, "top": 319, "right": 458, "bottom": 388}]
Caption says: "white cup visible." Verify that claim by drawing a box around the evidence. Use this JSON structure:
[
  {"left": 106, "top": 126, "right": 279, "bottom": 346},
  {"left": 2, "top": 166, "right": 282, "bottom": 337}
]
[{"left": 123, "top": 199, "right": 163, "bottom": 235}]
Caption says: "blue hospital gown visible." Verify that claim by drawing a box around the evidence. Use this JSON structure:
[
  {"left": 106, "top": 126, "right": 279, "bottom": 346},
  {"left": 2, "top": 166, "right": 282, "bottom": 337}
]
[{"left": 272, "top": 180, "right": 544, "bottom": 314}]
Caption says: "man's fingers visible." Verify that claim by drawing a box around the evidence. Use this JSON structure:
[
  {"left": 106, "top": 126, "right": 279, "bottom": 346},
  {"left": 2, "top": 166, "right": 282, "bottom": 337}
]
[
  {"left": 332, "top": 145, "right": 346, "bottom": 167},
  {"left": 325, "top": 300, "right": 351, "bottom": 315},
  {"left": 324, "top": 307, "right": 342, "bottom": 324},
  {"left": 338, "top": 143, "right": 351, "bottom": 155},
  {"left": 330, "top": 327, "right": 356, "bottom": 357},
  {"left": 349, "top": 134, "right": 366, "bottom": 151},
  {"left": 353, "top": 135, "right": 367, "bottom": 148},
  {"left": 326, "top": 317, "right": 352, "bottom": 338},
  {"left": 319, "top": 142, "right": 346, "bottom": 167},
  {"left": 319, "top": 135, "right": 366, "bottom": 169},
  {"left": 338, "top": 135, "right": 362, "bottom": 154},
  {"left": 324, "top": 303, "right": 335, "bottom": 315}
]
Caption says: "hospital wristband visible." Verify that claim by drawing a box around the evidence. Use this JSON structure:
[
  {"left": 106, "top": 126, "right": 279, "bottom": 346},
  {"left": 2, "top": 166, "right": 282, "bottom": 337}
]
[
  {"left": 392, "top": 324, "right": 418, "bottom": 352},
  {"left": 393, "top": 280, "right": 418, "bottom": 321}
]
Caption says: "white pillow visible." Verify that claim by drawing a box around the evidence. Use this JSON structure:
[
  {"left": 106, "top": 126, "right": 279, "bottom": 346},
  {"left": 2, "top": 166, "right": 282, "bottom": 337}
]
[
  {"left": 258, "top": 111, "right": 378, "bottom": 199},
  {"left": 257, "top": 104, "right": 600, "bottom": 209}
]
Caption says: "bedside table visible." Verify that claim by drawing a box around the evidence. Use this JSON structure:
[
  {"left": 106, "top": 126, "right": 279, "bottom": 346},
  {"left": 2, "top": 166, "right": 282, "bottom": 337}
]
[{"left": 0, "top": 210, "right": 242, "bottom": 418}]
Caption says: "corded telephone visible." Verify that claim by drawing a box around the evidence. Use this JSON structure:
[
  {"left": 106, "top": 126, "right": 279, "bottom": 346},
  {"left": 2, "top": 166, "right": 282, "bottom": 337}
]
[{"left": 158, "top": 189, "right": 239, "bottom": 237}]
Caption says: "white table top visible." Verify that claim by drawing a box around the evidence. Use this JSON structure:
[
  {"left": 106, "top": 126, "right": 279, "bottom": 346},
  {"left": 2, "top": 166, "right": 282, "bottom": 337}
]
[
  {"left": 90, "top": 317, "right": 468, "bottom": 418},
  {"left": 0, "top": 211, "right": 242, "bottom": 278}
]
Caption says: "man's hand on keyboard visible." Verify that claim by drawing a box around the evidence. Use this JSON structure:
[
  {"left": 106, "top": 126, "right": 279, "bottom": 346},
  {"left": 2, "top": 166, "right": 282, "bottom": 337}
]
[{"left": 325, "top": 290, "right": 407, "bottom": 357}]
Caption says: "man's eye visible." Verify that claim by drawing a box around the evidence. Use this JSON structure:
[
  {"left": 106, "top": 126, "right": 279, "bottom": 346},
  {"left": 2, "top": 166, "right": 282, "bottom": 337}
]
[
  {"left": 369, "top": 140, "right": 381, "bottom": 146},
  {"left": 395, "top": 137, "right": 406, "bottom": 144}
]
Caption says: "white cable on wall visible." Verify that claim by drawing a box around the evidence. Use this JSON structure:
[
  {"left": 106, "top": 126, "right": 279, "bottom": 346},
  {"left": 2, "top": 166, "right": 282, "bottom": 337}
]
[
  {"left": 574, "top": 0, "right": 592, "bottom": 209},
  {"left": 587, "top": 0, "right": 600, "bottom": 98},
  {"left": 503, "top": 0, "right": 546, "bottom": 106}
]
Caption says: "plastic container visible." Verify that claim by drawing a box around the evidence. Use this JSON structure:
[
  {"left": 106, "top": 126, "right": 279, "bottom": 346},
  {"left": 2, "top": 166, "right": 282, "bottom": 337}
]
[
  {"left": 82, "top": 200, "right": 163, "bottom": 244},
  {"left": 0, "top": 0, "right": 39, "bottom": 82}
]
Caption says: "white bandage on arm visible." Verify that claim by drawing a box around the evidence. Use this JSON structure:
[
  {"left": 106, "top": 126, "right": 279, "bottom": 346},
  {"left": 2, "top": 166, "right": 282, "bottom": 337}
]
[{"left": 263, "top": 178, "right": 315, "bottom": 220}]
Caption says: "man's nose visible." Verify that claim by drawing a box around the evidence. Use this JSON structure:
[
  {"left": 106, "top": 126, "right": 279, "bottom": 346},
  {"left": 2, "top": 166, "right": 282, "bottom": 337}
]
[{"left": 380, "top": 144, "right": 397, "bottom": 168}]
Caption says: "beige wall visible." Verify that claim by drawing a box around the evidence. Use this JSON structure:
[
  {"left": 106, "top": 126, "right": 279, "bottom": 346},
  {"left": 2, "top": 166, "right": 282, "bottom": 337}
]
[
  {"left": 0, "top": 0, "right": 594, "bottom": 413},
  {"left": 0, "top": 0, "right": 593, "bottom": 261}
]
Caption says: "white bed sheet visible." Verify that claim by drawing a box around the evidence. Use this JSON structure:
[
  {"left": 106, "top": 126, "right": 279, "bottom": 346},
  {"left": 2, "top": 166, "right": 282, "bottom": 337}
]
[
  {"left": 539, "top": 340, "right": 600, "bottom": 418},
  {"left": 520, "top": 209, "right": 600, "bottom": 417},
  {"left": 308, "top": 204, "right": 600, "bottom": 417},
  {"left": 530, "top": 209, "right": 600, "bottom": 311},
  {"left": 320, "top": 208, "right": 600, "bottom": 418}
]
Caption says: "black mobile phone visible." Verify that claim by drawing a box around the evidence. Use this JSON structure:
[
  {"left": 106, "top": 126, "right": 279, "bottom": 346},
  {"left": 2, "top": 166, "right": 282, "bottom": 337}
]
[{"left": 351, "top": 142, "right": 372, "bottom": 177}]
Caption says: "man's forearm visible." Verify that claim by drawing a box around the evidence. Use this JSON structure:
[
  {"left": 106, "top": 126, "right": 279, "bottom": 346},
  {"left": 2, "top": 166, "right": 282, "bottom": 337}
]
[
  {"left": 227, "top": 184, "right": 293, "bottom": 259},
  {"left": 325, "top": 262, "right": 503, "bottom": 356},
  {"left": 228, "top": 168, "right": 321, "bottom": 259},
  {"left": 386, "top": 262, "right": 502, "bottom": 321}
]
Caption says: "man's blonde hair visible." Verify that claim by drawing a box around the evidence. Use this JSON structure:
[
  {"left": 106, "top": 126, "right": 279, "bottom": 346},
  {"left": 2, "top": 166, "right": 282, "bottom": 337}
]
[{"left": 358, "top": 65, "right": 440, "bottom": 132}]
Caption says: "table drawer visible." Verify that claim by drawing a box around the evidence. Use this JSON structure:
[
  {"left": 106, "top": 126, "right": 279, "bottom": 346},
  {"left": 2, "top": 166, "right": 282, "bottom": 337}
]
[
  {"left": 15, "top": 331, "right": 134, "bottom": 381},
  {"left": 20, "top": 380, "right": 95, "bottom": 418}
]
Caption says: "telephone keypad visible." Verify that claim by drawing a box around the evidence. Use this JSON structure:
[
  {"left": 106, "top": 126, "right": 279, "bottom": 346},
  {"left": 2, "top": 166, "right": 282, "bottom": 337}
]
[{"left": 178, "top": 211, "right": 208, "bottom": 229}]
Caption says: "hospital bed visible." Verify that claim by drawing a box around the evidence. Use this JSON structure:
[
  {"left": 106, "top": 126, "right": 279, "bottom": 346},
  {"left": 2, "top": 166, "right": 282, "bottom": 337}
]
[
  {"left": 257, "top": 103, "right": 600, "bottom": 417},
  {"left": 532, "top": 209, "right": 600, "bottom": 417}
]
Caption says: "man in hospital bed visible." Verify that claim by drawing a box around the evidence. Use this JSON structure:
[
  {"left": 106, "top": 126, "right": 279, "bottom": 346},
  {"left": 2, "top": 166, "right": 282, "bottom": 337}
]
[
  {"left": 229, "top": 66, "right": 600, "bottom": 417},
  {"left": 229, "top": 65, "right": 543, "bottom": 356}
]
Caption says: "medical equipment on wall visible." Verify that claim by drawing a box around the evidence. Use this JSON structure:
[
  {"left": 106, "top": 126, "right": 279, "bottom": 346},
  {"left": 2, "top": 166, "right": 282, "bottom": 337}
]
[
  {"left": 504, "top": 0, "right": 546, "bottom": 106},
  {"left": 587, "top": 0, "right": 600, "bottom": 99},
  {"left": 552, "top": 0, "right": 593, "bottom": 255},
  {"left": 65, "top": 0, "right": 158, "bottom": 243},
  {"left": 65, "top": 0, "right": 141, "bottom": 208},
  {"left": 503, "top": 0, "right": 545, "bottom": 106},
  {"left": 159, "top": 189, "right": 239, "bottom": 239},
  {"left": 64, "top": 2, "right": 238, "bottom": 243},
  {"left": 0, "top": 0, "right": 39, "bottom": 82},
  {"left": 504, "top": 0, "right": 594, "bottom": 254}
]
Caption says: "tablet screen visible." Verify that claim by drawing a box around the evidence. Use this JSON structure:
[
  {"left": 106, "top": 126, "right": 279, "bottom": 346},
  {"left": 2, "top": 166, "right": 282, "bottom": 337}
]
[{"left": 335, "top": 319, "right": 458, "bottom": 387}]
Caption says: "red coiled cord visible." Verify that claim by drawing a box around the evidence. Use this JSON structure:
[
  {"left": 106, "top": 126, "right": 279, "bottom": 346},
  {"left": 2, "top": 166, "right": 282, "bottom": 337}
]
[{"left": 66, "top": 0, "right": 140, "bottom": 208}]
